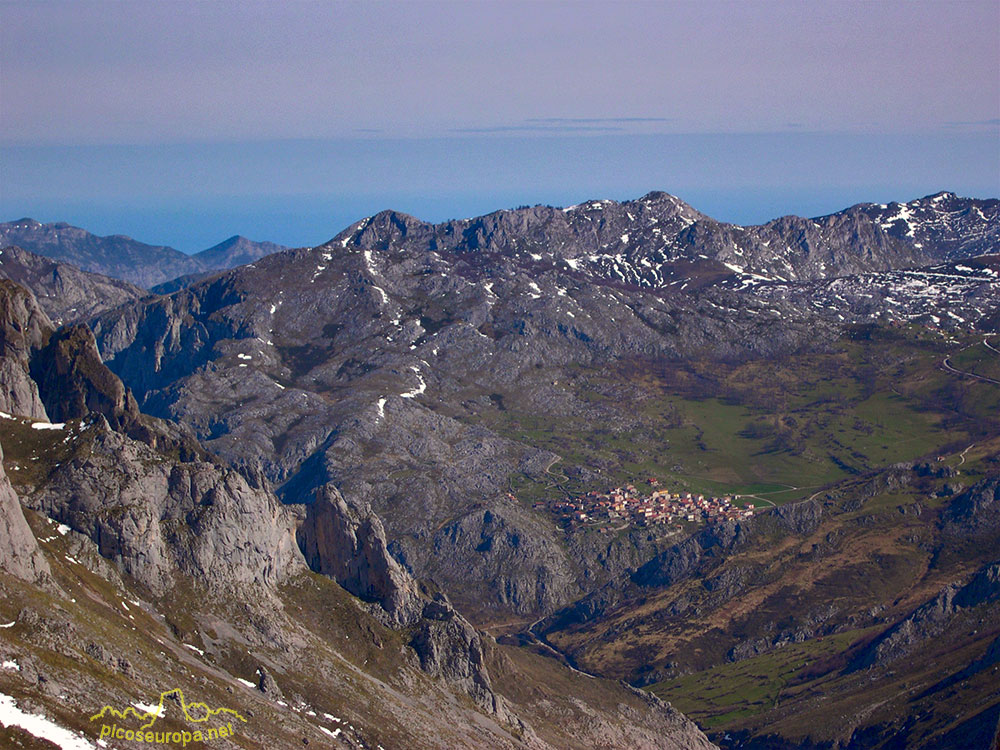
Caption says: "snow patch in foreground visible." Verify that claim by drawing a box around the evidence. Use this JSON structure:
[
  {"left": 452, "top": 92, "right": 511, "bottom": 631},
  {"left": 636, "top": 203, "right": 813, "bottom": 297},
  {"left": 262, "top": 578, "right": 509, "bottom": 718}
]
[
  {"left": 131, "top": 701, "right": 164, "bottom": 718},
  {"left": 0, "top": 692, "right": 98, "bottom": 749}
]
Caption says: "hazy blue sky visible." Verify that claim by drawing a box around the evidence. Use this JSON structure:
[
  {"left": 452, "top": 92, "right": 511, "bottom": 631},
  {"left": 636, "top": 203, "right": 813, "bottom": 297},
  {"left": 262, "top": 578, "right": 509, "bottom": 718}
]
[{"left": 2, "top": 0, "right": 998, "bottom": 251}]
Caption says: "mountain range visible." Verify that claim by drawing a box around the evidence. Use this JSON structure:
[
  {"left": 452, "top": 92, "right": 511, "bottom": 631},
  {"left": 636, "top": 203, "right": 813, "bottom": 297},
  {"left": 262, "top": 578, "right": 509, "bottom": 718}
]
[
  {"left": 1, "top": 190, "right": 998, "bottom": 749},
  {"left": 0, "top": 219, "right": 288, "bottom": 288}
]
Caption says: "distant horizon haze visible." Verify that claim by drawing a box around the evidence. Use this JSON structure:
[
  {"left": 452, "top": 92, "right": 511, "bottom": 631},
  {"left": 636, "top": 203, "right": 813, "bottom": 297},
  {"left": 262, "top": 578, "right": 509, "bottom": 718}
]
[
  {"left": 1, "top": 0, "right": 997, "bottom": 252},
  {"left": 3, "top": 132, "right": 997, "bottom": 254}
]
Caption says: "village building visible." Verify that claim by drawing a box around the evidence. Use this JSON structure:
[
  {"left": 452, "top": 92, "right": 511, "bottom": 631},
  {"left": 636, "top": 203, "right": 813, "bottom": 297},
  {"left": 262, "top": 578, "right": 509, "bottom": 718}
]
[{"left": 541, "top": 477, "right": 757, "bottom": 529}]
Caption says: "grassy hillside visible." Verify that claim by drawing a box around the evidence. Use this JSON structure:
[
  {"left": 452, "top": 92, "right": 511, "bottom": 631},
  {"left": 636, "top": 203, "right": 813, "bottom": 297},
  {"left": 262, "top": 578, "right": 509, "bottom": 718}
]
[{"left": 460, "top": 326, "right": 998, "bottom": 511}]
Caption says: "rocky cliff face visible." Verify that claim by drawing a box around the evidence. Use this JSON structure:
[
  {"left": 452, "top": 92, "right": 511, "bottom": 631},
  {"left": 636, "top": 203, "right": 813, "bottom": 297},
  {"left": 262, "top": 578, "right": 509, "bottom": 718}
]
[
  {"left": 944, "top": 475, "right": 1000, "bottom": 537},
  {"left": 0, "top": 441, "right": 49, "bottom": 582},
  {"left": 296, "top": 480, "right": 526, "bottom": 721},
  {"left": 30, "top": 324, "right": 142, "bottom": 428},
  {"left": 0, "top": 279, "right": 51, "bottom": 420},
  {"left": 411, "top": 591, "right": 514, "bottom": 719},
  {"left": 298, "top": 482, "right": 422, "bottom": 626},
  {"left": 28, "top": 420, "right": 303, "bottom": 596},
  {"left": 0, "top": 281, "right": 300, "bottom": 596},
  {"left": 413, "top": 504, "right": 582, "bottom": 616},
  {"left": 1, "top": 276, "right": 204, "bottom": 460},
  {"left": 0, "top": 244, "right": 144, "bottom": 324},
  {"left": 848, "top": 560, "right": 1000, "bottom": 671}
]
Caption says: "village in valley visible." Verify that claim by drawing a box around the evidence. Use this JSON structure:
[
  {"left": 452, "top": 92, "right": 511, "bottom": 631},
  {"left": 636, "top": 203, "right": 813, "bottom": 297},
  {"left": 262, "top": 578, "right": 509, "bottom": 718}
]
[{"left": 533, "top": 477, "right": 756, "bottom": 531}]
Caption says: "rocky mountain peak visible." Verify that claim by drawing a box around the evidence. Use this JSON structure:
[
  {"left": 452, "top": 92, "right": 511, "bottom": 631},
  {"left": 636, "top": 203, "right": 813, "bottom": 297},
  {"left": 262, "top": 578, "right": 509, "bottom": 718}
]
[
  {"left": 210, "top": 234, "right": 244, "bottom": 247},
  {"left": 629, "top": 190, "right": 708, "bottom": 220},
  {"left": 192, "top": 234, "right": 287, "bottom": 270},
  {"left": 8, "top": 218, "right": 42, "bottom": 229},
  {"left": 329, "top": 210, "right": 435, "bottom": 253}
]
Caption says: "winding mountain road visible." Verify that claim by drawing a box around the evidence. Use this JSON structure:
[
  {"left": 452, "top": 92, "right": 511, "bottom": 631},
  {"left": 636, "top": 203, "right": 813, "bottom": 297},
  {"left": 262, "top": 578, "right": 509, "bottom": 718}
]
[
  {"left": 941, "top": 356, "right": 1000, "bottom": 385},
  {"left": 940, "top": 338, "right": 1000, "bottom": 386},
  {"left": 958, "top": 443, "right": 975, "bottom": 466}
]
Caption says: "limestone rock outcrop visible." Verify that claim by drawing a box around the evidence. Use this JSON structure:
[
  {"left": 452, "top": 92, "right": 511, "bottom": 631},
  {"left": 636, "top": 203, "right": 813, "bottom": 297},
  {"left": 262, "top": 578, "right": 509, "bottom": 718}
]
[
  {"left": 298, "top": 482, "right": 422, "bottom": 627},
  {"left": 0, "top": 279, "right": 51, "bottom": 420},
  {"left": 0, "top": 441, "right": 49, "bottom": 581}
]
